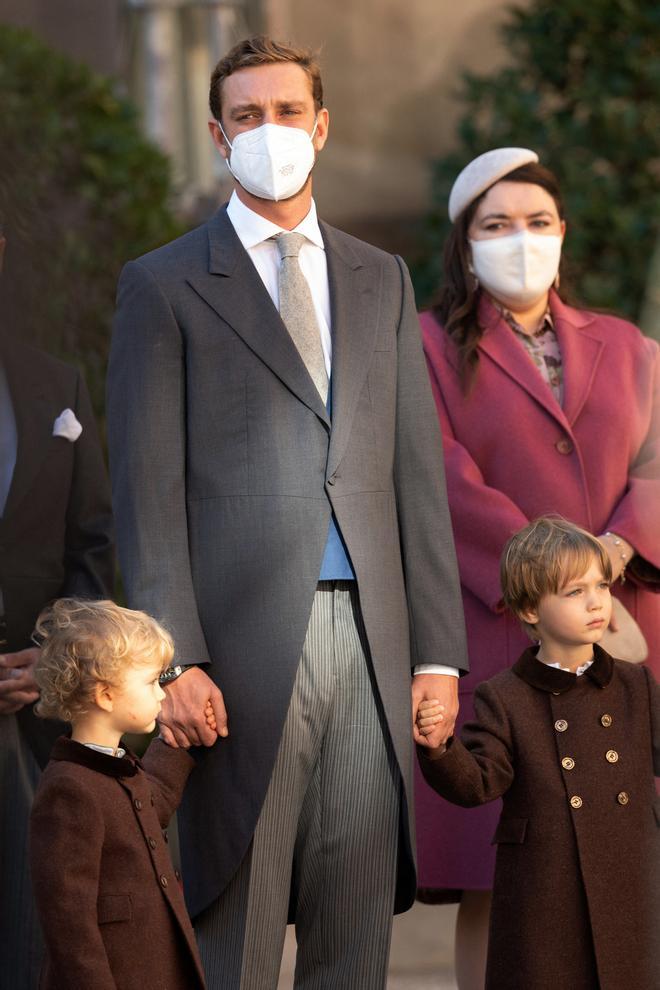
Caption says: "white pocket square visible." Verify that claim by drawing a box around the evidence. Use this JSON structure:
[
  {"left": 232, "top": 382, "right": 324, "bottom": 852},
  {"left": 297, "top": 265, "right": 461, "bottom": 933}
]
[{"left": 52, "top": 408, "right": 83, "bottom": 442}]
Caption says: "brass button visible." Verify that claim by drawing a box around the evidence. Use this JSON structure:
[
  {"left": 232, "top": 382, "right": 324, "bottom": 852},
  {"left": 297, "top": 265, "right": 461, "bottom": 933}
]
[
  {"left": 554, "top": 719, "right": 568, "bottom": 732},
  {"left": 562, "top": 757, "right": 575, "bottom": 771},
  {"left": 570, "top": 795, "right": 583, "bottom": 809},
  {"left": 555, "top": 438, "right": 574, "bottom": 455},
  {"left": 175, "top": 868, "right": 181, "bottom": 882},
  {"left": 601, "top": 714, "right": 613, "bottom": 727},
  {"left": 617, "top": 791, "right": 629, "bottom": 806},
  {"left": 160, "top": 874, "right": 169, "bottom": 888},
  {"left": 605, "top": 750, "right": 619, "bottom": 763},
  {"left": 134, "top": 798, "right": 142, "bottom": 811},
  {"left": 148, "top": 836, "right": 157, "bottom": 849}
]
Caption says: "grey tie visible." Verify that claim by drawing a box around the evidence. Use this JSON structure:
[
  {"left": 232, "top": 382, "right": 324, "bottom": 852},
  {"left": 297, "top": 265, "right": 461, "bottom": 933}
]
[{"left": 274, "top": 232, "right": 329, "bottom": 404}]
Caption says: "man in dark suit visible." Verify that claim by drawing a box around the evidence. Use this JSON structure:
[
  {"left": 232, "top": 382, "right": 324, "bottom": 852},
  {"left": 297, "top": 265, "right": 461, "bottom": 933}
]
[
  {"left": 0, "top": 222, "right": 114, "bottom": 989},
  {"left": 107, "top": 36, "right": 467, "bottom": 989}
]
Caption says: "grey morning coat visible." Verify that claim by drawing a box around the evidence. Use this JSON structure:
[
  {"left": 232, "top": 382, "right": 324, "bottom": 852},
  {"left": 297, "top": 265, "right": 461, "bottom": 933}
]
[{"left": 107, "top": 206, "right": 468, "bottom": 919}]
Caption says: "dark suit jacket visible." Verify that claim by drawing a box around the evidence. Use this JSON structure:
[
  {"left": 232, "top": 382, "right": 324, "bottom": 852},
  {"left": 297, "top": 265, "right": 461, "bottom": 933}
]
[
  {"left": 0, "top": 337, "right": 114, "bottom": 766},
  {"left": 107, "top": 206, "right": 468, "bottom": 918},
  {"left": 30, "top": 738, "right": 206, "bottom": 990},
  {"left": 418, "top": 646, "right": 660, "bottom": 990}
]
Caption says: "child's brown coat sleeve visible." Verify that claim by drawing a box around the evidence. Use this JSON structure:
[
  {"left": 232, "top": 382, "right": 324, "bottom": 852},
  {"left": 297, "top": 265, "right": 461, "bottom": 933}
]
[
  {"left": 417, "top": 681, "right": 515, "bottom": 806},
  {"left": 141, "top": 737, "right": 195, "bottom": 828}
]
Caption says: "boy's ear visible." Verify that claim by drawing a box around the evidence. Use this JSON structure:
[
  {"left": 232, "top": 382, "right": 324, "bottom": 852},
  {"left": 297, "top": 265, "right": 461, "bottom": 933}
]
[
  {"left": 94, "top": 681, "right": 115, "bottom": 713},
  {"left": 519, "top": 607, "right": 539, "bottom": 627}
]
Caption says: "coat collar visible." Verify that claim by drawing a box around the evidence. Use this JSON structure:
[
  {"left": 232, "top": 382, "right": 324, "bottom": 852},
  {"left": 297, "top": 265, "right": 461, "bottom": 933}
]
[
  {"left": 513, "top": 643, "right": 614, "bottom": 694},
  {"left": 49, "top": 735, "right": 140, "bottom": 778},
  {"left": 477, "top": 290, "right": 604, "bottom": 429}
]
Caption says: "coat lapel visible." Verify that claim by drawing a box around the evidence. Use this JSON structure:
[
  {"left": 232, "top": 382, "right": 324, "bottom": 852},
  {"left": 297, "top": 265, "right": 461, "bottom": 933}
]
[
  {"left": 549, "top": 292, "right": 604, "bottom": 428},
  {"left": 0, "top": 338, "right": 54, "bottom": 520},
  {"left": 477, "top": 295, "right": 569, "bottom": 428},
  {"left": 322, "top": 223, "right": 382, "bottom": 479},
  {"left": 186, "top": 209, "right": 330, "bottom": 427}
]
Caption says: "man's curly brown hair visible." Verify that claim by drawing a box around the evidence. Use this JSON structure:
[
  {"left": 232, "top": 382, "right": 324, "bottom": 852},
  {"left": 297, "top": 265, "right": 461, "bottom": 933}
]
[{"left": 33, "top": 599, "right": 174, "bottom": 723}]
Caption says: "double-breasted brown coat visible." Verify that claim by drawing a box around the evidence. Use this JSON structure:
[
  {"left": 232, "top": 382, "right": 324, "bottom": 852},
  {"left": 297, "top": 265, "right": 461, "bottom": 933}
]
[
  {"left": 30, "top": 737, "right": 206, "bottom": 990},
  {"left": 418, "top": 646, "right": 660, "bottom": 990}
]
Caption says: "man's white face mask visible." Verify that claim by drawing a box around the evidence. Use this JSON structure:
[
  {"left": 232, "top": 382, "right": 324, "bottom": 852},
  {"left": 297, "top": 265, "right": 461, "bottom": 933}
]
[
  {"left": 218, "top": 119, "right": 318, "bottom": 202},
  {"left": 469, "top": 229, "right": 562, "bottom": 308}
]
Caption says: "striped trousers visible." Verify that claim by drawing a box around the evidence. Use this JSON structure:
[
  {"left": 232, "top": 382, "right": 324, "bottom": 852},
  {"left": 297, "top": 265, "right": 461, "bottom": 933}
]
[{"left": 196, "top": 582, "right": 401, "bottom": 989}]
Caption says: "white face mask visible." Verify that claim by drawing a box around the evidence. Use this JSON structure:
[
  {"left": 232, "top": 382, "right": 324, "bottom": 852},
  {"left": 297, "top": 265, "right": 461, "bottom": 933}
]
[
  {"left": 218, "top": 120, "right": 318, "bottom": 202},
  {"left": 469, "top": 230, "right": 562, "bottom": 307}
]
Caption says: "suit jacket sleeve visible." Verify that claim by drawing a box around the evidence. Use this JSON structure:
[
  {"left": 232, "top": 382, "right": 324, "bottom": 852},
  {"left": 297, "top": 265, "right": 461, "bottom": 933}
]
[
  {"left": 62, "top": 368, "right": 115, "bottom": 599},
  {"left": 30, "top": 775, "right": 117, "bottom": 990},
  {"left": 423, "top": 326, "right": 529, "bottom": 611},
  {"left": 605, "top": 336, "right": 660, "bottom": 582},
  {"left": 417, "top": 679, "right": 515, "bottom": 805},
  {"left": 141, "top": 738, "right": 195, "bottom": 828},
  {"left": 107, "top": 260, "right": 211, "bottom": 664},
  {"left": 392, "top": 258, "right": 468, "bottom": 673}
]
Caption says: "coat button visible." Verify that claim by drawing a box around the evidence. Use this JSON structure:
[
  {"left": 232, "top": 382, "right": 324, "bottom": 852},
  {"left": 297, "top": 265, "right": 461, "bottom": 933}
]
[
  {"left": 605, "top": 749, "right": 619, "bottom": 763},
  {"left": 617, "top": 791, "right": 629, "bottom": 805},
  {"left": 162, "top": 829, "right": 169, "bottom": 843},
  {"left": 134, "top": 798, "right": 142, "bottom": 811},
  {"left": 555, "top": 438, "right": 574, "bottom": 455},
  {"left": 601, "top": 713, "right": 613, "bottom": 727},
  {"left": 570, "top": 795, "right": 583, "bottom": 809},
  {"left": 175, "top": 869, "right": 181, "bottom": 882},
  {"left": 554, "top": 719, "right": 568, "bottom": 732},
  {"left": 327, "top": 475, "right": 335, "bottom": 486},
  {"left": 562, "top": 757, "right": 575, "bottom": 770},
  {"left": 160, "top": 874, "right": 169, "bottom": 888},
  {"left": 148, "top": 837, "right": 157, "bottom": 849}
]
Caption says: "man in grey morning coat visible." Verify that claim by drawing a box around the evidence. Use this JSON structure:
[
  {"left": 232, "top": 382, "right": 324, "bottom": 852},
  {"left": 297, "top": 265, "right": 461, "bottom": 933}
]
[{"left": 107, "top": 35, "right": 468, "bottom": 990}]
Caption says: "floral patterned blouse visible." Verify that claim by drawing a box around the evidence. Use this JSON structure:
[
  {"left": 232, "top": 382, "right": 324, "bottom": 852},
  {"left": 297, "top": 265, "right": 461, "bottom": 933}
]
[{"left": 501, "top": 307, "right": 564, "bottom": 406}]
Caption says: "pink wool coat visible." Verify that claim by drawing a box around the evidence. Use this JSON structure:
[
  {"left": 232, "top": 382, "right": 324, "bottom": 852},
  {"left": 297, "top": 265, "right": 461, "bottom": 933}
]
[{"left": 415, "top": 291, "right": 660, "bottom": 890}]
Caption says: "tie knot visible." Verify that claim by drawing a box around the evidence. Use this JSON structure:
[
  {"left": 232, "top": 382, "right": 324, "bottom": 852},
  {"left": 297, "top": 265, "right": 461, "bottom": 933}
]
[{"left": 274, "top": 231, "right": 306, "bottom": 260}]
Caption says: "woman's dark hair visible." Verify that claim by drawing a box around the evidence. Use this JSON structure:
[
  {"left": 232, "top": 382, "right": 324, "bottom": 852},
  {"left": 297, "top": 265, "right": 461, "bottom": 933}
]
[{"left": 433, "top": 162, "right": 566, "bottom": 388}]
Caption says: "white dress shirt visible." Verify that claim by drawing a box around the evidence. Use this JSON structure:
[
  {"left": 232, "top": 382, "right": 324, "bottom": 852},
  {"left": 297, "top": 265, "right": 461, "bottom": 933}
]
[{"left": 225, "top": 192, "right": 458, "bottom": 680}]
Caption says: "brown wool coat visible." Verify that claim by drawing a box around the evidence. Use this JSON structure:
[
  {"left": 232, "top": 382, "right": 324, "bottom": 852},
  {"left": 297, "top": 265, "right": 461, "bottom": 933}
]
[
  {"left": 30, "top": 737, "right": 206, "bottom": 990},
  {"left": 418, "top": 646, "right": 660, "bottom": 990}
]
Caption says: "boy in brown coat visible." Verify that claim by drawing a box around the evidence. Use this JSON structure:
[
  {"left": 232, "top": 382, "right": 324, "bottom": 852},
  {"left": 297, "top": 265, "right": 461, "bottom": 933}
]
[
  {"left": 29, "top": 599, "right": 213, "bottom": 990},
  {"left": 417, "top": 518, "right": 659, "bottom": 990}
]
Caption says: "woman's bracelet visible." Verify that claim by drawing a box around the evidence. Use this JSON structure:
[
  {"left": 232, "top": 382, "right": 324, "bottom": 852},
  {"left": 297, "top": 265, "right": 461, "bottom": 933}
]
[{"left": 604, "top": 531, "right": 628, "bottom": 584}]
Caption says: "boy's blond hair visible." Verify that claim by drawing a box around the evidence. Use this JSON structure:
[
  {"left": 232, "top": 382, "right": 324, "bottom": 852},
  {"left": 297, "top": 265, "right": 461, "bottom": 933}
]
[
  {"left": 501, "top": 517, "right": 612, "bottom": 620},
  {"left": 33, "top": 599, "right": 174, "bottom": 723}
]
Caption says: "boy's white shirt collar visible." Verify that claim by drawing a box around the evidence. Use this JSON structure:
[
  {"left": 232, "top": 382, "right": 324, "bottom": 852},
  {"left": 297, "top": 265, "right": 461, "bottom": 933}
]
[
  {"left": 82, "top": 742, "right": 126, "bottom": 758},
  {"left": 226, "top": 190, "right": 325, "bottom": 250}
]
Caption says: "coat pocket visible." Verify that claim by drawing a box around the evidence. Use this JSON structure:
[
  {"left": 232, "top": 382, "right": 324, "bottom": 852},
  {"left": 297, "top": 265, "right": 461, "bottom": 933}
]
[
  {"left": 98, "top": 893, "right": 132, "bottom": 924},
  {"left": 492, "top": 817, "right": 528, "bottom": 845}
]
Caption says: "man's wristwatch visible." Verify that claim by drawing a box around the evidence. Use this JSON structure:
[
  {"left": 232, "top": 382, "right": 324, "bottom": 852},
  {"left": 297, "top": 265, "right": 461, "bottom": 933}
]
[{"left": 158, "top": 664, "right": 195, "bottom": 686}]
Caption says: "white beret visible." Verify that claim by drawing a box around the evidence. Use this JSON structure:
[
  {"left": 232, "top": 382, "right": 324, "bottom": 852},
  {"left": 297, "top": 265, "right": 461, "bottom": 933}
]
[{"left": 448, "top": 147, "right": 539, "bottom": 222}]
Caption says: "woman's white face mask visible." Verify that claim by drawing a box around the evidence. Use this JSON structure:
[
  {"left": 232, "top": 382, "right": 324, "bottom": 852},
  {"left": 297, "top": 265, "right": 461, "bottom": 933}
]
[
  {"left": 218, "top": 120, "right": 318, "bottom": 202},
  {"left": 469, "top": 229, "right": 562, "bottom": 308}
]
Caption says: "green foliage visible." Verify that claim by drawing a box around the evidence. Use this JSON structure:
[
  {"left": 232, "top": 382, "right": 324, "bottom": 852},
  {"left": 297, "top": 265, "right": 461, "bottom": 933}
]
[
  {"left": 0, "top": 24, "right": 181, "bottom": 409},
  {"left": 414, "top": 0, "right": 660, "bottom": 329}
]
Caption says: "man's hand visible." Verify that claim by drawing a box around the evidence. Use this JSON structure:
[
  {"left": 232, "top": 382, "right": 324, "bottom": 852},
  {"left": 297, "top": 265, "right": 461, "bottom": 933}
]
[
  {"left": 412, "top": 673, "right": 459, "bottom": 749},
  {"left": 0, "top": 647, "right": 40, "bottom": 715},
  {"left": 158, "top": 666, "right": 228, "bottom": 748}
]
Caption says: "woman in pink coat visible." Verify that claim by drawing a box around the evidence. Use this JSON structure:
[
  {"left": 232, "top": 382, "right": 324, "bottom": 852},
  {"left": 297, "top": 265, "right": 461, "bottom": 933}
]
[{"left": 416, "top": 147, "right": 660, "bottom": 988}]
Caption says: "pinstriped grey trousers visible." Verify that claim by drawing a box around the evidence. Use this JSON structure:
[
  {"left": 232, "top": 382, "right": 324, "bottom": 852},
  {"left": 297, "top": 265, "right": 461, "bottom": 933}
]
[{"left": 196, "top": 582, "right": 401, "bottom": 989}]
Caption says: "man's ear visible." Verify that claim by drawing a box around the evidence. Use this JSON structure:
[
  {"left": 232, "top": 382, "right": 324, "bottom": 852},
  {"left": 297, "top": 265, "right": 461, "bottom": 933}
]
[{"left": 94, "top": 681, "right": 115, "bottom": 713}]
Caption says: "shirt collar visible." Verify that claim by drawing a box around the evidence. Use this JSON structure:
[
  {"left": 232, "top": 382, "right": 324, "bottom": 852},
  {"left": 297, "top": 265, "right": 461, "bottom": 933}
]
[
  {"left": 495, "top": 300, "right": 554, "bottom": 338},
  {"left": 226, "top": 191, "right": 325, "bottom": 251}
]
